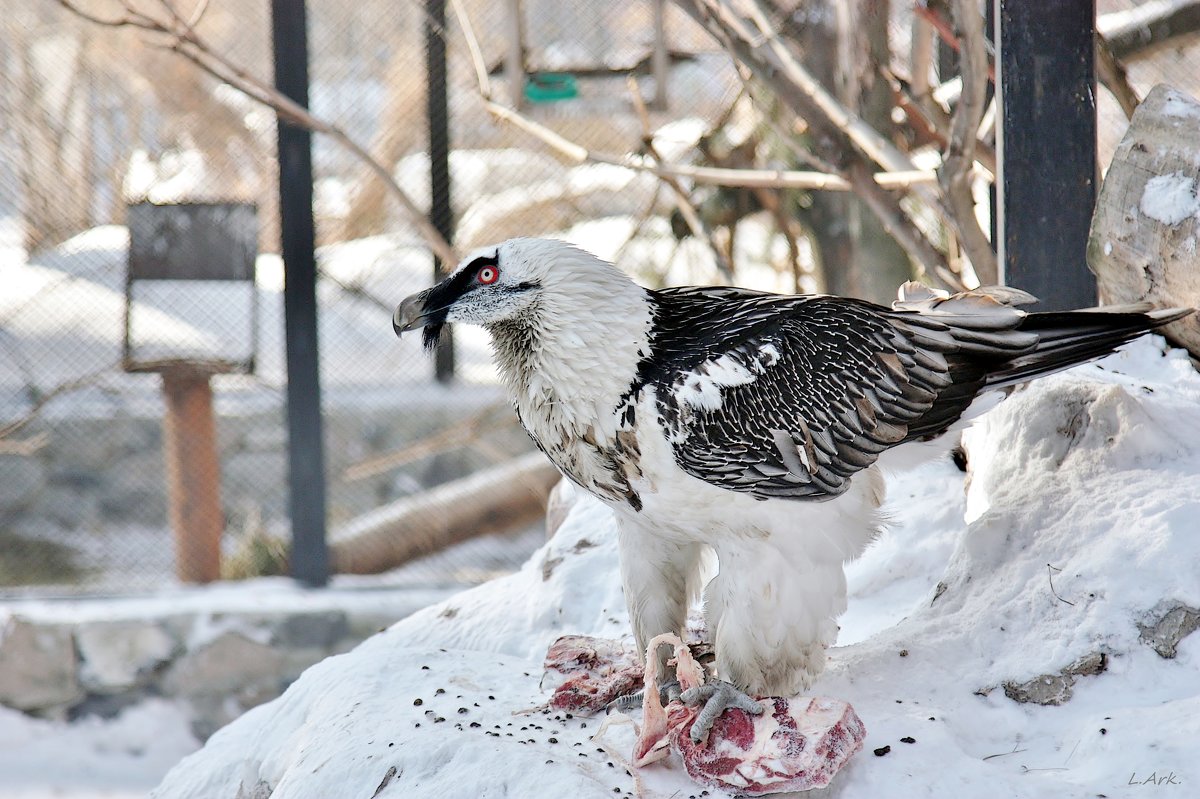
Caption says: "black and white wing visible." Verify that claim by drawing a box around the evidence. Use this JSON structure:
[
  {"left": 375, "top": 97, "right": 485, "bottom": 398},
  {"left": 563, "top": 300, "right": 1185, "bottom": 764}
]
[{"left": 640, "top": 285, "right": 1176, "bottom": 502}]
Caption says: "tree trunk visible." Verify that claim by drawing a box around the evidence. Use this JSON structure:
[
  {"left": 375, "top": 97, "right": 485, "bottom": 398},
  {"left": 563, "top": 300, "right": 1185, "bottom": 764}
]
[{"left": 790, "top": 0, "right": 910, "bottom": 303}]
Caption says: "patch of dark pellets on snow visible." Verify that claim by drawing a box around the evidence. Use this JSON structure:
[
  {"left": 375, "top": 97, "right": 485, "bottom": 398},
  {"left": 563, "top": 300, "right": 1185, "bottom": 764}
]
[
  {"left": 435, "top": 688, "right": 445, "bottom": 695},
  {"left": 413, "top": 698, "right": 423, "bottom": 706},
  {"left": 900, "top": 737, "right": 916, "bottom": 744},
  {"left": 458, "top": 708, "right": 469, "bottom": 714},
  {"left": 874, "top": 745, "right": 891, "bottom": 757}
]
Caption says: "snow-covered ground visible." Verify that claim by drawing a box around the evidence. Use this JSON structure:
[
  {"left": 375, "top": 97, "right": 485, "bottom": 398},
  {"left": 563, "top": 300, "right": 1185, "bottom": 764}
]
[{"left": 114, "top": 336, "right": 1200, "bottom": 799}]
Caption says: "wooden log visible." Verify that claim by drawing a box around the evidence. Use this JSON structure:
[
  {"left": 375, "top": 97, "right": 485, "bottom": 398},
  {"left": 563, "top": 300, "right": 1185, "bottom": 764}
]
[
  {"left": 329, "top": 452, "right": 560, "bottom": 575},
  {"left": 1088, "top": 84, "right": 1200, "bottom": 359}
]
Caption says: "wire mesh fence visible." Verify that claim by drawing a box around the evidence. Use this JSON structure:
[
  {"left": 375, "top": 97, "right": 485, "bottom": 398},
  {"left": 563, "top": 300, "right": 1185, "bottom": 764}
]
[{"left": 2, "top": 0, "right": 1199, "bottom": 595}]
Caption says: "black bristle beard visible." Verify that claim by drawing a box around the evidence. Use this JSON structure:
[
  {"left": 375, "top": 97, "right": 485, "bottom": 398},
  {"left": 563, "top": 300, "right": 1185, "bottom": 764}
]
[{"left": 422, "top": 322, "right": 445, "bottom": 352}]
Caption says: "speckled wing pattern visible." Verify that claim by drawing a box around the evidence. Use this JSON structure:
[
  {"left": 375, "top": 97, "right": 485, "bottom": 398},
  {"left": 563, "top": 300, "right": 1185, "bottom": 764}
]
[{"left": 639, "top": 286, "right": 1038, "bottom": 502}]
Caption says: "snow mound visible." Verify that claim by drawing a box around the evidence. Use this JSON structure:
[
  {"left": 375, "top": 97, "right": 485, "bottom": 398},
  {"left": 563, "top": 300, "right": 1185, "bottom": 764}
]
[{"left": 153, "top": 338, "right": 1200, "bottom": 799}]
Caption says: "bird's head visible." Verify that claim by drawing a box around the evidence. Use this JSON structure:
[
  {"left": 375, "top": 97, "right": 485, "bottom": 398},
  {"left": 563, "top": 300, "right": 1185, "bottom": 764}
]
[{"left": 393, "top": 238, "right": 634, "bottom": 351}]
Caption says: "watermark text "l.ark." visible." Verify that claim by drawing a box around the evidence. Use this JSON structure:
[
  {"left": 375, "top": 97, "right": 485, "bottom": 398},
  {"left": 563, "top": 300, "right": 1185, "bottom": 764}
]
[{"left": 1129, "top": 771, "right": 1182, "bottom": 787}]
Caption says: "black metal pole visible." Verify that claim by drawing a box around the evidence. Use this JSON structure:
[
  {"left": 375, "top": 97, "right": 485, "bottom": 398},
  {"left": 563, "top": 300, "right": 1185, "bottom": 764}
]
[
  {"left": 995, "top": 0, "right": 1098, "bottom": 309},
  {"left": 427, "top": 0, "right": 455, "bottom": 382},
  {"left": 271, "top": 0, "right": 328, "bottom": 586}
]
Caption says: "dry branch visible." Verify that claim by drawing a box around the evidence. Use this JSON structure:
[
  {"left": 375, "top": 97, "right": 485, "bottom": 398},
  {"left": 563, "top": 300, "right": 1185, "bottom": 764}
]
[
  {"left": 55, "top": 0, "right": 458, "bottom": 266},
  {"left": 676, "top": 0, "right": 962, "bottom": 288},
  {"left": 939, "top": 0, "right": 997, "bottom": 285},
  {"left": 627, "top": 76, "right": 735, "bottom": 281},
  {"left": 1099, "top": 0, "right": 1200, "bottom": 63},
  {"left": 343, "top": 403, "right": 515, "bottom": 482}
]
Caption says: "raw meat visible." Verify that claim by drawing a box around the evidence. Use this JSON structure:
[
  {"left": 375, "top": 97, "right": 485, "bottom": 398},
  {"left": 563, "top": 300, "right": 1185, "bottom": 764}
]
[{"left": 542, "top": 635, "right": 643, "bottom": 714}]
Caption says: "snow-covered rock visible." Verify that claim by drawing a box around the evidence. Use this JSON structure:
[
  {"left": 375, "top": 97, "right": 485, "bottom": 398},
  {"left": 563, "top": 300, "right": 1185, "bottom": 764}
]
[{"left": 153, "top": 337, "right": 1200, "bottom": 799}]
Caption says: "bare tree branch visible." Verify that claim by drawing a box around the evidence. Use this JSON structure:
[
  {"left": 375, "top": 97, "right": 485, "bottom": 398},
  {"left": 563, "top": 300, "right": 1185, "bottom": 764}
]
[
  {"left": 55, "top": 0, "right": 459, "bottom": 266},
  {"left": 676, "top": 0, "right": 961, "bottom": 287},
  {"left": 1099, "top": 0, "right": 1200, "bottom": 63},
  {"left": 1095, "top": 34, "right": 1141, "bottom": 120},
  {"left": 627, "top": 77, "right": 735, "bottom": 282},
  {"left": 940, "top": 0, "right": 997, "bottom": 285}
]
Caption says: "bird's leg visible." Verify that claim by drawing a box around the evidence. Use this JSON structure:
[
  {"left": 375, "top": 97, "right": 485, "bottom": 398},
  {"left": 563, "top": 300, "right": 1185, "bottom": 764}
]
[
  {"left": 611, "top": 528, "right": 705, "bottom": 711},
  {"left": 680, "top": 680, "right": 765, "bottom": 742}
]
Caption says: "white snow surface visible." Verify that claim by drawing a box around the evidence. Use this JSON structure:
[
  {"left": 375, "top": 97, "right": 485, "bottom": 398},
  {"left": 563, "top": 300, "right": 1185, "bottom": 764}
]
[
  {"left": 0, "top": 700, "right": 199, "bottom": 799},
  {"left": 150, "top": 337, "right": 1200, "bottom": 799}
]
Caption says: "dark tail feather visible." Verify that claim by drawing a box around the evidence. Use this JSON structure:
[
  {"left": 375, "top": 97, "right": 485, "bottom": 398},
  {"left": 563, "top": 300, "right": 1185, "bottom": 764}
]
[{"left": 984, "top": 306, "right": 1193, "bottom": 390}]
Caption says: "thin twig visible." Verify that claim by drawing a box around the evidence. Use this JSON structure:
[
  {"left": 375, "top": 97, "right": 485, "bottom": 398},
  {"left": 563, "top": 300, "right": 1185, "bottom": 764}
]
[
  {"left": 1046, "top": 563, "right": 1076, "bottom": 606},
  {"left": 941, "top": 0, "right": 997, "bottom": 284},
  {"left": 55, "top": 0, "right": 458, "bottom": 267},
  {"left": 627, "top": 76, "right": 734, "bottom": 281},
  {"left": 343, "top": 403, "right": 514, "bottom": 481}
]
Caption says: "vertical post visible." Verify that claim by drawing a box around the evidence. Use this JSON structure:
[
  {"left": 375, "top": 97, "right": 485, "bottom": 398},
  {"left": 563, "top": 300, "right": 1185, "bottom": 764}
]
[
  {"left": 652, "top": 0, "right": 669, "bottom": 110},
  {"left": 272, "top": 0, "right": 329, "bottom": 586},
  {"left": 162, "top": 368, "right": 223, "bottom": 584},
  {"left": 505, "top": 0, "right": 524, "bottom": 109},
  {"left": 995, "top": 0, "right": 1098, "bottom": 309},
  {"left": 427, "top": 0, "right": 455, "bottom": 382}
]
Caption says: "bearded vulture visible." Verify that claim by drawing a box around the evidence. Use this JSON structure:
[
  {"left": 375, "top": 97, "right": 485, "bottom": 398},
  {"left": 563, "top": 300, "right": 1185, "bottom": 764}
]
[{"left": 394, "top": 238, "right": 1189, "bottom": 736}]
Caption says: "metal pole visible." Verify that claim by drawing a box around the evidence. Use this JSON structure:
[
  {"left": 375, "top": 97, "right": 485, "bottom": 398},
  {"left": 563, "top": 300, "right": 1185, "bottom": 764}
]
[
  {"left": 505, "top": 0, "right": 524, "bottom": 109},
  {"left": 271, "top": 0, "right": 329, "bottom": 586},
  {"left": 652, "top": 0, "right": 669, "bottom": 110},
  {"left": 427, "top": 0, "right": 455, "bottom": 382},
  {"left": 995, "top": 0, "right": 1098, "bottom": 309}
]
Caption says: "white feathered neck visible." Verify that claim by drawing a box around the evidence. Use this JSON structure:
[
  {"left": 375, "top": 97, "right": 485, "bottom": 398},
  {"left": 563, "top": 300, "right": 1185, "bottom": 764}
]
[{"left": 486, "top": 241, "right": 653, "bottom": 446}]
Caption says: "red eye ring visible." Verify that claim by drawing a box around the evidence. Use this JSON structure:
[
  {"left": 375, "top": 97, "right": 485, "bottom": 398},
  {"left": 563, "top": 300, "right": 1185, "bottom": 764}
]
[{"left": 478, "top": 265, "right": 499, "bottom": 285}]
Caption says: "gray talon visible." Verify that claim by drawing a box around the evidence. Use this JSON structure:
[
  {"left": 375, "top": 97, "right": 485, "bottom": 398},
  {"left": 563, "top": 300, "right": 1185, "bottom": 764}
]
[
  {"left": 680, "top": 680, "right": 765, "bottom": 743},
  {"left": 606, "top": 690, "right": 643, "bottom": 713}
]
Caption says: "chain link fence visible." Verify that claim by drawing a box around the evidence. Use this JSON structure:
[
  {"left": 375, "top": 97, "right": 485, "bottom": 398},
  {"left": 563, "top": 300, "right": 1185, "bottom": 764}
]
[
  {"left": 2, "top": 0, "right": 1198, "bottom": 595},
  {"left": 0, "top": 0, "right": 738, "bottom": 595}
]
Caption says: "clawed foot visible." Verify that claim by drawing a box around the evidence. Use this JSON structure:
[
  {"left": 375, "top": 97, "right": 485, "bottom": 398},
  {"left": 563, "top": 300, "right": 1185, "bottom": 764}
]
[
  {"left": 680, "top": 680, "right": 765, "bottom": 743},
  {"left": 605, "top": 679, "right": 681, "bottom": 714}
]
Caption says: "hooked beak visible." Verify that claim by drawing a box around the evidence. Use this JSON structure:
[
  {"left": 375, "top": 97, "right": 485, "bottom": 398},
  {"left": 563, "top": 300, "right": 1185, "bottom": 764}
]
[{"left": 393, "top": 289, "right": 434, "bottom": 337}]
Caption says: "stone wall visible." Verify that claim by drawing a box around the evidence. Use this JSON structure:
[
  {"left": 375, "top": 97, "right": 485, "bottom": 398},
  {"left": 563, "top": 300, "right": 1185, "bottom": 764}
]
[
  {"left": 0, "top": 603, "right": 411, "bottom": 740},
  {"left": 1, "top": 390, "right": 533, "bottom": 588}
]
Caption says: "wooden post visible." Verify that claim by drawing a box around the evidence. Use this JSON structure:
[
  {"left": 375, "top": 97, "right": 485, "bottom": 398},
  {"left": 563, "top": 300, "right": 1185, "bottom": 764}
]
[
  {"left": 995, "top": 0, "right": 1098, "bottom": 309},
  {"left": 162, "top": 367, "right": 223, "bottom": 583}
]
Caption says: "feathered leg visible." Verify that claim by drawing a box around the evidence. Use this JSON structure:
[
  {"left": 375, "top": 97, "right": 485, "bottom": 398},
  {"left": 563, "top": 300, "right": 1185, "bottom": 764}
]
[{"left": 616, "top": 522, "right": 705, "bottom": 673}]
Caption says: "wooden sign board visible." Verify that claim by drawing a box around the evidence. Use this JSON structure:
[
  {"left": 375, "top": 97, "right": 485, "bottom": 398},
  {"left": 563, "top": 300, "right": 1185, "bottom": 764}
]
[{"left": 128, "top": 202, "right": 257, "bottom": 282}]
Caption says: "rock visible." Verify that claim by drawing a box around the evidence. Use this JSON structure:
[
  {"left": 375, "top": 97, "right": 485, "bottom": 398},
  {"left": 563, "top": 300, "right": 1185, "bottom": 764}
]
[
  {"left": 0, "top": 455, "right": 46, "bottom": 511},
  {"left": 0, "top": 617, "right": 83, "bottom": 712},
  {"left": 1002, "top": 652, "right": 1108, "bottom": 706},
  {"left": 272, "top": 611, "right": 349, "bottom": 650},
  {"left": 77, "top": 621, "right": 178, "bottom": 694},
  {"left": 163, "top": 630, "right": 286, "bottom": 700},
  {"left": 1139, "top": 604, "right": 1200, "bottom": 658},
  {"left": 163, "top": 630, "right": 290, "bottom": 740},
  {"left": 1088, "top": 84, "right": 1200, "bottom": 360},
  {"left": 1002, "top": 673, "right": 1074, "bottom": 706}
]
